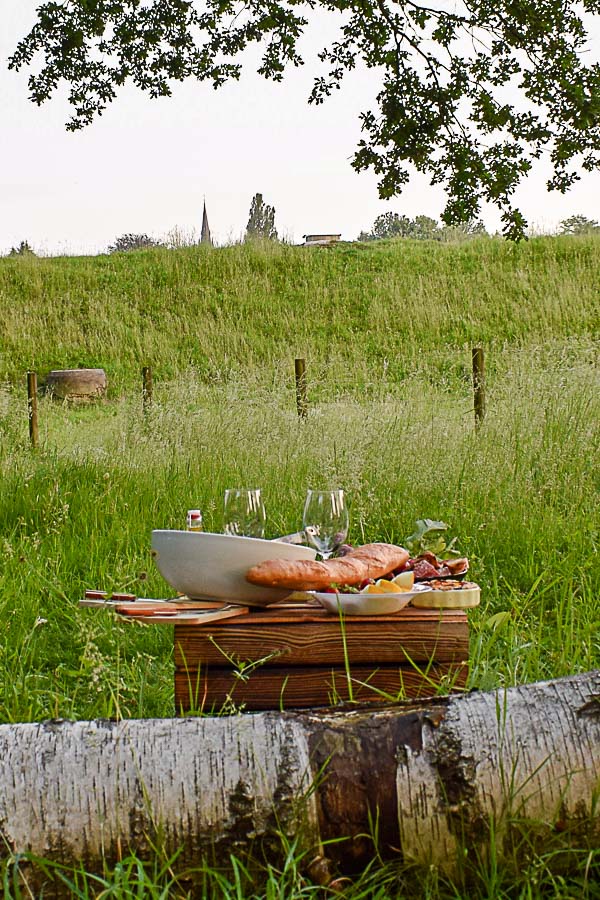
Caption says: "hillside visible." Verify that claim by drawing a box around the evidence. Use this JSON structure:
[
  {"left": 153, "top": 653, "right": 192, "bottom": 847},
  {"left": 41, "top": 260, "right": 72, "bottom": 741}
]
[{"left": 1, "top": 235, "right": 598, "bottom": 389}]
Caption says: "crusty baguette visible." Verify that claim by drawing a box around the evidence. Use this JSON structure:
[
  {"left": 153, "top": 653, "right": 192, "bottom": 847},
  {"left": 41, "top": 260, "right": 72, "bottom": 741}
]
[{"left": 245, "top": 543, "right": 409, "bottom": 592}]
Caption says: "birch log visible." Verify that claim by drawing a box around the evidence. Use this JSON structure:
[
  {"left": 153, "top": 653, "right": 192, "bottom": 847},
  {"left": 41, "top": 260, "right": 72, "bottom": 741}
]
[{"left": 0, "top": 672, "right": 598, "bottom": 880}]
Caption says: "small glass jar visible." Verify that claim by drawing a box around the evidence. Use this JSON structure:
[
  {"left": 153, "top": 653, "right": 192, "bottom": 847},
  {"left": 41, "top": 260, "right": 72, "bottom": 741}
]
[{"left": 186, "top": 509, "right": 203, "bottom": 532}]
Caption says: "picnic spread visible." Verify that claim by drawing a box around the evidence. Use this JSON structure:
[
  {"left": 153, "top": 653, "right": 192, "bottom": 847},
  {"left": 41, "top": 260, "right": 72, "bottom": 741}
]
[{"left": 80, "top": 513, "right": 479, "bottom": 712}]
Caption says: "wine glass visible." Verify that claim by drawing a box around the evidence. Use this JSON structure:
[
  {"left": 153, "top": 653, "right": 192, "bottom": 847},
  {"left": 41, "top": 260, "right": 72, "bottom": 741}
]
[
  {"left": 223, "top": 489, "right": 266, "bottom": 538},
  {"left": 302, "top": 489, "right": 349, "bottom": 560}
]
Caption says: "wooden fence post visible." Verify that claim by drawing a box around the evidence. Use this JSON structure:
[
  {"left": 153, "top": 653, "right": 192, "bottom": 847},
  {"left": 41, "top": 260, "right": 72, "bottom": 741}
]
[
  {"left": 472, "top": 347, "right": 485, "bottom": 426},
  {"left": 142, "top": 366, "right": 153, "bottom": 413},
  {"left": 27, "top": 371, "right": 39, "bottom": 449},
  {"left": 294, "top": 358, "right": 308, "bottom": 418}
]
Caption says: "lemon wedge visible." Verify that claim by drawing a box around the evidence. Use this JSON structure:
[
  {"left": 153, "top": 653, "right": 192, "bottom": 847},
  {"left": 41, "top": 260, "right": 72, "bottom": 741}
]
[
  {"left": 376, "top": 579, "right": 403, "bottom": 592},
  {"left": 362, "top": 582, "right": 391, "bottom": 594},
  {"left": 363, "top": 579, "right": 403, "bottom": 594},
  {"left": 392, "top": 570, "right": 415, "bottom": 590}
]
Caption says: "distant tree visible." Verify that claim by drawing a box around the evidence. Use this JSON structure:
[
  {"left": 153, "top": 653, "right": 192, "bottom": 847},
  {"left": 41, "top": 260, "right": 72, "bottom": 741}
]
[
  {"left": 410, "top": 216, "right": 440, "bottom": 240},
  {"left": 559, "top": 215, "right": 600, "bottom": 235},
  {"left": 107, "top": 233, "right": 162, "bottom": 253},
  {"left": 359, "top": 213, "right": 438, "bottom": 241},
  {"left": 440, "top": 219, "right": 489, "bottom": 241},
  {"left": 245, "top": 194, "right": 278, "bottom": 241},
  {"left": 362, "top": 213, "right": 413, "bottom": 240},
  {"left": 468, "top": 219, "right": 488, "bottom": 236},
  {"left": 360, "top": 214, "right": 488, "bottom": 242},
  {"left": 8, "top": 240, "right": 36, "bottom": 256}
]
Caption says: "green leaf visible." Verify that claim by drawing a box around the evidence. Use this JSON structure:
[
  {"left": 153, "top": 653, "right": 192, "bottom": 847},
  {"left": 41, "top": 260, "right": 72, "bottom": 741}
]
[
  {"left": 405, "top": 518, "right": 463, "bottom": 556},
  {"left": 485, "top": 611, "right": 512, "bottom": 631}
]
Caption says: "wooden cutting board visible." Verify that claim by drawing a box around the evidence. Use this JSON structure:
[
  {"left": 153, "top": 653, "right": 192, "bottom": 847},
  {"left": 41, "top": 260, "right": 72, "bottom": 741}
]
[
  {"left": 113, "top": 603, "right": 250, "bottom": 624},
  {"left": 79, "top": 592, "right": 249, "bottom": 624}
]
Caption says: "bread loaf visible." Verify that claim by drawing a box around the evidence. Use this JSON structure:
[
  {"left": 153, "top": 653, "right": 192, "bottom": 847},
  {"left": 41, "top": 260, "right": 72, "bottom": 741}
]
[{"left": 246, "top": 543, "right": 409, "bottom": 591}]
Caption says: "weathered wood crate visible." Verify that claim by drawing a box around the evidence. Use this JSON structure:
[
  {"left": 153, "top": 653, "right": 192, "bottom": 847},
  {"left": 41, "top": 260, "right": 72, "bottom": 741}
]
[{"left": 174, "top": 603, "right": 469, "bottom": 713}]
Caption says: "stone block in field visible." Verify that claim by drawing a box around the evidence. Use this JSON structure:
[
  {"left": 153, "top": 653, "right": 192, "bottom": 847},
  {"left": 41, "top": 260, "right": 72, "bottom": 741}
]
[{"left": 46, "top": 368, "right": 107, "bottom": 401}]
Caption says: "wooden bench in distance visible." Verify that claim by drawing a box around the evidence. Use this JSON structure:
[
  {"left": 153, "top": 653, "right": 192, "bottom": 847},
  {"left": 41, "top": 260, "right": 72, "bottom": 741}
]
[{"left": 174, "top": 603, "right": 469, "bottom": 713}]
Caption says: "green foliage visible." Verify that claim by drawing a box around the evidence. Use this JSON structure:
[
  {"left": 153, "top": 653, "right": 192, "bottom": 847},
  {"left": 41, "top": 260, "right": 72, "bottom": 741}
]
[
  {"left": 3, "top": 842, "right": 598, "bottom": 899},
  {"left": 8, "top": 2, "right": 600, "bottom": 238},
  {"left": 108, "top": 233, "right": 163, "bottom": 253},
  {"left": 8, "top": 240, "right": 36, "bottom": 257},
  {"left": 559, "top": 214, "right": 600, "bottom": 235},
  {"left": 359, "top": 214, "right": 487, "bottom": 241},
  {"left": 0, "top": 331, "right": 598, "bottom": 724},
  {"left": 245, "top": 193, "right": 278, "bottom": 241},
  {"left": 405, "top": 519, "right": 459, "bottom": 557},
  {"left": 0, "top": 238, "right": 598, "bottom": 727},
  {"left": 0, "top": 238, "right": 598, "bottom": 894}
]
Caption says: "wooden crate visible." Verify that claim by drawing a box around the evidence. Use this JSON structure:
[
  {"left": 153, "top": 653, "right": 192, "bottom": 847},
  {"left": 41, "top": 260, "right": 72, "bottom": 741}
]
[{"left": 174, "top": 603, "right": 469, "bottom": 713}]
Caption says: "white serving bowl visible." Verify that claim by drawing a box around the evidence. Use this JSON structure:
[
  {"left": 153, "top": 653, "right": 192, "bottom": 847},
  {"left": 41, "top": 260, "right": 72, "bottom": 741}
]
[
  {"left": 151, "top": 530, "right": 317, "bottom": 605},
  {"left": 314, "top": 583, "right": 432, "bottom": 616}
]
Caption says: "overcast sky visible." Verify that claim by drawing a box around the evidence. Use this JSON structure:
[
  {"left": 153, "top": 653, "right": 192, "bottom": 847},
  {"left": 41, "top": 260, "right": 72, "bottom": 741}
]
[{"left": 2, "top": 2, "right": 599, "bottom": 256}]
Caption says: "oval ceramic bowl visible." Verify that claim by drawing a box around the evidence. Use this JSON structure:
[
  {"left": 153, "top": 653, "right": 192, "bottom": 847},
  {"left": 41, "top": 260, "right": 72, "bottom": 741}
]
[
  {"left": 314, "top": 583, "right": 432, "bottom": 616},
  {"left": 151, "top": 530, "right": 317, "bottom": 605},
  {"left": 410, "top": 581, "right": 480, "bottom": 609}
]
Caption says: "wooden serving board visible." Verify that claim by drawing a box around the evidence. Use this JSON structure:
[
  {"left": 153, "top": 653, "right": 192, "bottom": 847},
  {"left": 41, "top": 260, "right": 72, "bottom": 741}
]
[
  {"left": 114, "top": 604, "right": 249, "bottom": 625},
  {"left": 78, "top": 593, "right": 249, "bottom": 625},
  {"left": 80, "top": 592, "right": 228, "bottom": 609}
]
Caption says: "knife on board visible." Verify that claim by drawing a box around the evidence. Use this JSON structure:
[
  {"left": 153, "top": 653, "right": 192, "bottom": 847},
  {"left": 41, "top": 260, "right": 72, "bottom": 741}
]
[
  {"left": 82, "top": 591, "right": 226, "bottom": 608},
  {"left": 80, "top": 591, "right": 250, "bottom": 623}
]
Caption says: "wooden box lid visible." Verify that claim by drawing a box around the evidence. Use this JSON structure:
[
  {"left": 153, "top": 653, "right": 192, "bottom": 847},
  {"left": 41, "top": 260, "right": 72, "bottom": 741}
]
[{"left": 174, "top": 603, "right": 469, "bottom": 668}]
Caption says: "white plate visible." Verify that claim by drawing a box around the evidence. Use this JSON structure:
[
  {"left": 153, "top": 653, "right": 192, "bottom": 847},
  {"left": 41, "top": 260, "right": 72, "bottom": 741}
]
[{"left": 313, "top": 583, "right": 432, "bottom": 616}]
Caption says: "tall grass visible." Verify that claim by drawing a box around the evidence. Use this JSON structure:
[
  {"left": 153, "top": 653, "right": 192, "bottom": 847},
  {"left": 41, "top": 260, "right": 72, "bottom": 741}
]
[
  {"left": 0, "top": 344, "right": 597, "bottom": 723},
  {"left": 0, "top": 238, "right": 598, "bottom": 897},
  {"left": 1, "top": 236, "right": 598, "bottom": 388}
]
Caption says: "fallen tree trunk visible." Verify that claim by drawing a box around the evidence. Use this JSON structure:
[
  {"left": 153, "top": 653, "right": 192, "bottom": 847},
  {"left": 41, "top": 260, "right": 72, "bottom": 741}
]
[{"left": 0, "top": 671, "right": 598, "bottom": 881}]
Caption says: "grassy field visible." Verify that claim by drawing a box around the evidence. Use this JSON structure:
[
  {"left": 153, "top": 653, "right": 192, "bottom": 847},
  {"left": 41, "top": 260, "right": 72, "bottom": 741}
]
[
  {"left": 0, "top": 236, "right": 598, "bottom": 897},
  {"left": 1, "top": 234, "right": 599, "bottom": 389}
]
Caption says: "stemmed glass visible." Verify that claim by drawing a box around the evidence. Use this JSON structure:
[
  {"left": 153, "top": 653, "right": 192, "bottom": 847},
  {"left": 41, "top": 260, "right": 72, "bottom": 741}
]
[
  {"left": 223, "top": 489, "right": 266, "bottom": 538},
  {"left": 302, "top": 489, "right": 349, "bottom": 560}
]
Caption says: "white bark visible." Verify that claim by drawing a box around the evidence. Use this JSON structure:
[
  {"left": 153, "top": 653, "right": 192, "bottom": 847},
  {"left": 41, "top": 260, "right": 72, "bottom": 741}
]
[
  {"left": 0, "top": 715, "right": 316, "bottom": 864},
  {"left": 395, "top": 673, "right": 600, "bottom": 866},
  {"left": 0, "top": 671, "right": 598, "bottom": 878}
]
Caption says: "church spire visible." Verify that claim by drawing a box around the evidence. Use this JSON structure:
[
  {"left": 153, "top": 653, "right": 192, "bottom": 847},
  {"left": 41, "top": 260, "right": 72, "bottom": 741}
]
[{"left": 201, "top": 200, "right": 212, "bottom": 246}]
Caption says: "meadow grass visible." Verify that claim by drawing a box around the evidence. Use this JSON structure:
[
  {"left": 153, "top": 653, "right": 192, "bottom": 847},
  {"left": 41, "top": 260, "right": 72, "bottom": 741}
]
[
  {"left": 0, "top": 344, "right": 597, "bottom": 720},
  {"left": 2, "top": 836, "right": 599, "bottom": 899},
  {"left": 1, "top": 235, "right": 598, "bottom": 389},
  {"left": 0, "top": 237, "right": 598, "bottom": 897}
]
